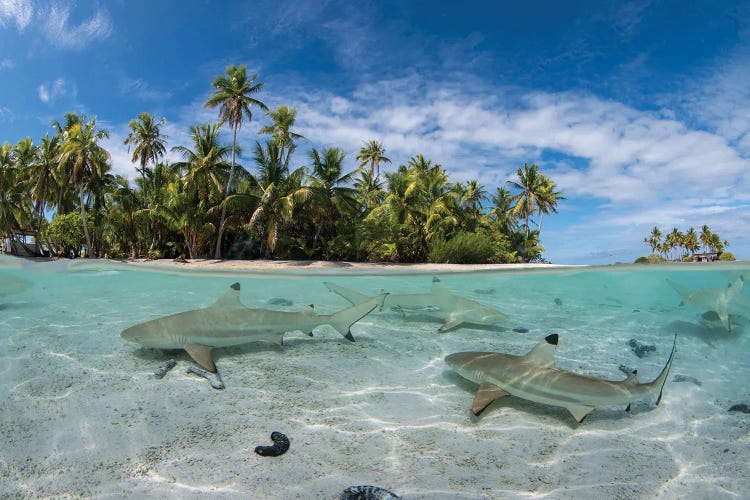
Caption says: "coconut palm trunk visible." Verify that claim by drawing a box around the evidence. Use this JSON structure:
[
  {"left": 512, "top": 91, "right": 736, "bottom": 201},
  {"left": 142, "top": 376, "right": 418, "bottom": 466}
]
[
  {"left": 77, "top": 186, "right": 93, "bottom": 257},
  {"left": 214, "top": 127, "right": 237, "bottom": 259}
]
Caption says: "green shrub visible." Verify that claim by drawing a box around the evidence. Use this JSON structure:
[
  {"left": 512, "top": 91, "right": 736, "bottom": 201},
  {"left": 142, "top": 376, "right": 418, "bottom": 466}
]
[
  {"left": 39, "top": 212, "right": 89, "bottom": 257},
  {"left": 634, "top": 256, "right": 649, "bottom": 264},
  {"left": 428, "top": 231, "right": 496, "bottom": 264},
  {"left": 719, "top": 251, "right": 736, "bottom": 261}
]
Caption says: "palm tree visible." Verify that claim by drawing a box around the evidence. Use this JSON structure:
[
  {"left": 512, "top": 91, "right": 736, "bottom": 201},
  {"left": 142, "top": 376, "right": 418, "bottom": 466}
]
[
  {"left": 356, "top": 140, "right": 391, "bottom": 178},
  {"left": 51, "top": 113, "right": 84, "bottom": 216},
  {"left": 353, "top": 168, "right": 384, "bottom": 214},
  {"left": 172, "top": 123, "right": 233, "bottom": 205},
  {"left": 205, "top": 64, "right": 268, "bottom": 259},
  {"left": 490, "top": 186, "right": 518, "bottom": 235},
  {"left": 58, "top": 117, "right": 110, "bottom": 257},
  {"left": 0, "top": 142, "right": 30, "bottom": 245},
  {"left": 535, "top": 175, "right": 564, "bottom": 234},
  {"left": 259, "top": 105, "right": 303, "bottom": 164},
  {"left": 308, "top": 147, "right": 358, "bottom": 251},
  {"left": 700, "top": 225, "right": 713, "bottom": 253},
  {"left": 247, "top": 141, "right": 309, "bottom": 257},
  {"left": 124, "top": 112, "right": 168, "bottom": 182},
  {"left": 644, "top": 226, "right": 662, "bottom": 255},
  {"left": 664, "top": 227, "right": 684, "bottom": 260},
  {"left": 31, "top": 134, "right": 62, "bottom": 222},
  {"left": 507, "top": 163, "right": 545, "bottom": 236},
  {"left": 684, "top": 227, "right": 699, "bottom": 257}
]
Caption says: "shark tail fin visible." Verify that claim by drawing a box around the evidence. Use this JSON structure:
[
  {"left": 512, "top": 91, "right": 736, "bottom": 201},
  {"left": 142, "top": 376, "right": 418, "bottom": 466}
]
[
  {"left": 653, "top": 334, "right": 677, "bottom": 406},
  {"left": 324, "top": 282, "right": 373, "bottom": 305},
  {"left": 327, "top": 293, "right": 388, "bottom": 341}
]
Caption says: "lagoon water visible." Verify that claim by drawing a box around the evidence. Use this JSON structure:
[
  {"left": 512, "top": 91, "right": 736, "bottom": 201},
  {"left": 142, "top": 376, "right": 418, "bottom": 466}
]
[{"left": 0, "top": 256, "right": 748, "bottom": 499}]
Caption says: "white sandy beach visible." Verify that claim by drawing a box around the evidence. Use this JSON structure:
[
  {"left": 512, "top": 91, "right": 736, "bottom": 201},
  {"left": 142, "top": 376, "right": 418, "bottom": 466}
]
[{"left": 1, "top": 257, "right": 748, "bottom": 498}]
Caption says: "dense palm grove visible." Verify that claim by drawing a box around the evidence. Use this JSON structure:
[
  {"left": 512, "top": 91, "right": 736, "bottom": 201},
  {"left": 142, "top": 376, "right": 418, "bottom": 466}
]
[
  {"left": 0, "top": 65, "right": 564, "bottom": 264},
  {"left": 641, "top": 225, "right": 734, "bottom": 261}
]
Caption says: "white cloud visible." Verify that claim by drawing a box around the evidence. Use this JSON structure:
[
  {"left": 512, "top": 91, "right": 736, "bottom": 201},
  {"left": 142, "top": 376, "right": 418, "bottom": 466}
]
[
  {"left": 38, "top": 78, "right": 71, "bottom": 103},
  {"left": 0, "top": 0, "right": 32, "bottom": 30},
  {"left": 282, "top": 81, "right": 749, "bottom": 203},
  {"left": 0, "top": 106, "right": 13, "bottom": 123},
  {"left": 0, "top": 58, "right": 12, "bottom": 70},
  {"left": 119, "top": 78, "right": 172, "bottom": 102},
  {"left": 41, "top": 3, "right": 112, "bottom": 49}
]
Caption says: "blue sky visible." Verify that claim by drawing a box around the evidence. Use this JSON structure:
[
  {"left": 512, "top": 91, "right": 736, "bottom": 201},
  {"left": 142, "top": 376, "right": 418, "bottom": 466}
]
[{"left": 1, "top": 0, "right": 750, "bottom": 264}]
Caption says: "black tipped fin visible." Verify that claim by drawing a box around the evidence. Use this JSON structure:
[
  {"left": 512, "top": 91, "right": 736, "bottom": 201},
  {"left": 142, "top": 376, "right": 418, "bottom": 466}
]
[
  {"left": 231, "top": 282, "right": 240, "bottom": 290},
  {"left": 625, "top": 403, "right": 631, "bottom": 412},
  {"left": 545, "top": 333, "right": 559, "bottom": 345},
  {"left": 344, "top": 331, "right": 355, "bottom": 342}
]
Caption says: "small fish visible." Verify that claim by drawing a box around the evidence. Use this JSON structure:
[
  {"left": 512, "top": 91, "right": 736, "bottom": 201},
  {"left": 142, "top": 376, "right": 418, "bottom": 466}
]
[
  {"left": 673, "top": 375, "right": 702, "bottom": 386},
  {"left": 474, "top": 288, "right": 496, "bottom": 295},
  {"left": 339, "top": 485, "right": 401, "bottom": 500},
  {"left": 187, "top": 366, "right": 225, "bottom": 389},
  {"left": 255, "top": 431, "right": 290, "bottom": 457},
  {"left": 154, "top": 359, "right": 177, "bottom": 379},
  {"left": 512, "top": 327, "right": 529, "bottom": 333},
  {"left": 728, "top": 404, "right": 750, "bottom": 414},
  {"left": 554, "top": 298, "right": 562, "bottom": 306}
]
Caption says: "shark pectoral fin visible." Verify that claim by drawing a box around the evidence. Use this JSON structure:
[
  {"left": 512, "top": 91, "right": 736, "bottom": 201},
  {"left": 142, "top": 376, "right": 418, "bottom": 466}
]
[
  {"left": 472, "top": 383, "right": 509, "bottom": 416},
  {"left": 567, "top": 405, "right": 594, "bottom": 423},
  {"left": 184, "top": 344, "right": 216, "bottom": 373},
  {"left": 274, "top": 334, "right": 284, "bottom": 346},
  {"left": 439, "top": 318, "right": 463, "bottom": 332},
  {"left": 300, "top": 304, "right": 315, "bottom": 315},
  {"left": 524, "top": 333, "right": 559, "bottom": 367}
]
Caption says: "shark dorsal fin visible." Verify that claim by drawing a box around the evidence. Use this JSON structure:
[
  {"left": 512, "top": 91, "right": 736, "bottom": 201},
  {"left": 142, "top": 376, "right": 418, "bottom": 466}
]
[
  {"left": 431, "top": 282, "right": 450, "bottom": 296},
  {"left": 624, "top": 370, "right": 639, "bottom": 385},
  {"left": 300, "top": 304, "right": 315, "bottom": 315},
  {"left": 213, "top": 283, "right": 243, "bottom": 309},
  {"left": 524, "top": 333, "right": 558, "bottom": 367}
]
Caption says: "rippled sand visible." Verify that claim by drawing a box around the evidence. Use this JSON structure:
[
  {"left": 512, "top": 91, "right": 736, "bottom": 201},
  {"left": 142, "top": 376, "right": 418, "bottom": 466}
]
[{"left": 1, "top": 258, "right": 748, "bottom": 498}]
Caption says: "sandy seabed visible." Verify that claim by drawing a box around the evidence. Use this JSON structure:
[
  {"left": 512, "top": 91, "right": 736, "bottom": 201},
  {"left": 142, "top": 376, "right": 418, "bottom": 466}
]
[{"left": 1, "top": 257, "right": 748, "bottom": 499}]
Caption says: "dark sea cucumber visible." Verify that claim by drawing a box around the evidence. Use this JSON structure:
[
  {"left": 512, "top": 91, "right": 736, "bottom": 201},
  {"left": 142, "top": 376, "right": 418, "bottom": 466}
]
[
  {"left": 628, "top": 338, "right": 656, "bottom": 358},
  {"left": 154, "top": 359, "right": 177, "bottom": 379},
  {"left": 187, "top": 366, "right": 225, "bottom": 389},
  {"left": 339, "top": 485, "right": 401, "bottom": 499},
  {"left": 728, "top": 404, "right": 750, "bottom": 414},
  {"left": 254, "top": 431, "right": 290, "bottom": 457}
]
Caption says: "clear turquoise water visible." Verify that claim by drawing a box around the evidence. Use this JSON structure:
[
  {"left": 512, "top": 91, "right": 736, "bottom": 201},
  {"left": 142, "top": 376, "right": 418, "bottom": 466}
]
[{"left": 1, "top": 257, "right": 748, "bottom": 499}]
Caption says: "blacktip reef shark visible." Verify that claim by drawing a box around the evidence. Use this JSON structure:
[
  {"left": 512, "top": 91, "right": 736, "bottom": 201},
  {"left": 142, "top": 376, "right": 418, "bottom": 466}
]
[
  {"left": 667, "top": 277, "right": 750, "bottom": 332},
  {"left": 445, "top": 333, "right": 677, "bottom": 423},
  {"left": 324, "top": 279, "right": 508, "bottom": 332},
  {"left": 121, "top": 282, "right": 387, "bottom": 372}
]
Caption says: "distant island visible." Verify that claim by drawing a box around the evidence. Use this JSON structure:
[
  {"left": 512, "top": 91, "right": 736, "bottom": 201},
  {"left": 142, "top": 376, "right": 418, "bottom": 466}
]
[
  {"left": 636, "top": 225, "right": 735, "bottom": 263},
  {"left": 1, "top": 65, "right": 564, "bottom": 265}
]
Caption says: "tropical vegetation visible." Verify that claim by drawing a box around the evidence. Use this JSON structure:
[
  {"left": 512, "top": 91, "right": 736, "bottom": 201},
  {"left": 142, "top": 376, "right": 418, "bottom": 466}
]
[
  {"left": 0, "top": 65, "right": 564, "bottom": 264},
  {"left": 639, "top": 225, "right": 734, "bottom": 262}
]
